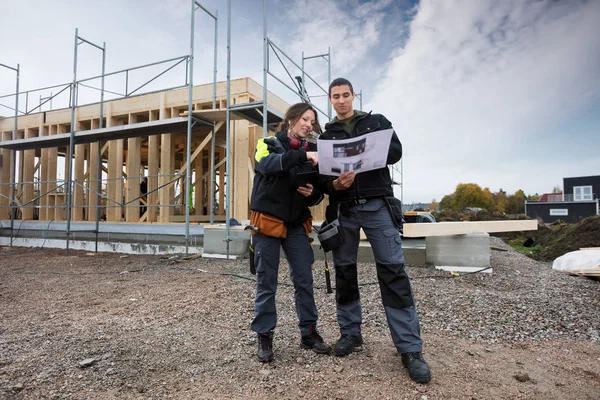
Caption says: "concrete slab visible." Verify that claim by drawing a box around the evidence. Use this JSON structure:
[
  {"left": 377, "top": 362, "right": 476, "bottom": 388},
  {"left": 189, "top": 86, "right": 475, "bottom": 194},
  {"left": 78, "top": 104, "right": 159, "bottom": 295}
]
[
  {"left": 426, "top": 233, "right": 491, "bottom": 268},
  {"left": 311, "top": 237, "right": 427, "bottom": 266}
]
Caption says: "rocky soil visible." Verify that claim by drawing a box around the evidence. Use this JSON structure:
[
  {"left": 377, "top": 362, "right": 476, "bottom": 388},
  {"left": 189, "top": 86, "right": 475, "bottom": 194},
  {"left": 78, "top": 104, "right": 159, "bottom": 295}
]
[{"left": 1, "top": 237, "right": 599, "bottom": 399}]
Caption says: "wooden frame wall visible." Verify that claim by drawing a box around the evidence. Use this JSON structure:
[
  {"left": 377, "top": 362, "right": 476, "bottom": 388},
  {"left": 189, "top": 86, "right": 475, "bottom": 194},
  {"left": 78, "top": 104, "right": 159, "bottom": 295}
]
[{"left": 0, "top": 78, "right": 326, "bottom": 224}]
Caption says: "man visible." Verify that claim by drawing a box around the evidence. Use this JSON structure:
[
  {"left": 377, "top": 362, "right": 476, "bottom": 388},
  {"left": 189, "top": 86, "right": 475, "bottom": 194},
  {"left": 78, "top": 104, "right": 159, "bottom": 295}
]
[{"left": 318, "top": 77, "right": 431, "bottom": 384}]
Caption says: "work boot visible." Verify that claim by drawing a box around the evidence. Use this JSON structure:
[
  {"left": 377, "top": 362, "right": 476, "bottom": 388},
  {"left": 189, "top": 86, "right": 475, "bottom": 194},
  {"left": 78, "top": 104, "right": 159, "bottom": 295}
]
[
  {"left": 257, "top": 331, "right": 273, "bottom": 363},
  {"left": 401, "top": 352, "right": 431, "bottom": 384},
  {"left": 334, "top": 334, "right": 363, "bottom": 356},
  {"left": 300, "top": 326, "right": 331, "bottom": 354}
]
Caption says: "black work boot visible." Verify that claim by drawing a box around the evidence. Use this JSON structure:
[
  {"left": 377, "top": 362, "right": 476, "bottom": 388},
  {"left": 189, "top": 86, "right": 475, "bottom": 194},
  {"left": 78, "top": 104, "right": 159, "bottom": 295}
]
[
  {"left": 334, "top": 334, "right": 363, "bottom": 356},
  {"left": 300, "top": 326, "right": 331, "bottom": 354},
  {"left": 257, "top": 332, "right": 274, "bottom": 363},
  {"left": 401, "top": 352, "right": 431, "bottom": 384}
]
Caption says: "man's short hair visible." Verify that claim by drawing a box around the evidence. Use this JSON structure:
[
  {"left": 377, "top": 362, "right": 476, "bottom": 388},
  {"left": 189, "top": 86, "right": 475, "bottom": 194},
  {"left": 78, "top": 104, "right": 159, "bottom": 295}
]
[{"left": 328, "top": 78, "right": 354, "bottom": 97}]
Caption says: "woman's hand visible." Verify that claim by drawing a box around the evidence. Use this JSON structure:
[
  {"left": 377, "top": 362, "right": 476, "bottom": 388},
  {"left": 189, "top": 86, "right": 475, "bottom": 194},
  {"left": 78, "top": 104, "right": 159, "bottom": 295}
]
[
  {"left": 306, "top": 151, "right": 318, "bottom": 166},
  {"left": 297, "top": 183, "right": 313, "bottom": 197}
]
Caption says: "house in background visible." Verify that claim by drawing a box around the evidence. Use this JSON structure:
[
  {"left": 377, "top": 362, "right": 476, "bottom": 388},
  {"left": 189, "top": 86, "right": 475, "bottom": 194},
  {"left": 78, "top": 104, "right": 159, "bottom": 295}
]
[{"left": 525, "top": 175, "right": 600, "bottom": 223}]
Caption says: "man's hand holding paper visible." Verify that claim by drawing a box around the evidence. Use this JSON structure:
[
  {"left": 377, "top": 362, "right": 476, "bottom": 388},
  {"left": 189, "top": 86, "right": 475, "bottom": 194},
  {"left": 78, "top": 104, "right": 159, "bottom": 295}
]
[{"left": 317, "top": 129, "right": 394, "bottom": 176}]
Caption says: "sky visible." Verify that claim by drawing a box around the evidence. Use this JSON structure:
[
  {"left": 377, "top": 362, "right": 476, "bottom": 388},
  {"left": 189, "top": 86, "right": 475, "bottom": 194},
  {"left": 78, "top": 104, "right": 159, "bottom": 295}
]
[{"left": 1, "top": 0, "right": 599, "bottom": 204}]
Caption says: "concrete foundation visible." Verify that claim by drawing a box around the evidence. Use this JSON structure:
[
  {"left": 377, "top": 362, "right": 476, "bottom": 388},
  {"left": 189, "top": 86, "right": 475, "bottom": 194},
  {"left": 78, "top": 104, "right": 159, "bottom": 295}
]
[
  {"left": 202, "top": 225, "right": 251, "bottom": 258},
  {"left": 426, "top": 233, "right": 491, "bottom": 268},
  {"left": 311, "top": 237, "right": 427, "bottom": 266},
  {"left": 2, "top": 221, "right": 489, "bottom": 269}
]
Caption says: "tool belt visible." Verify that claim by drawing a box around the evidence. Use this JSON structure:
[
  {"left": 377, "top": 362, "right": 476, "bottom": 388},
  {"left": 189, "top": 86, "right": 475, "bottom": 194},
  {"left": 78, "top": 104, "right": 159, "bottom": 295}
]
[
  {"left": 249, "top": 211, "right": 313, "bottom": 238},
  {"left": 250, "top": 211, "right": 287, "bottom": 238}
]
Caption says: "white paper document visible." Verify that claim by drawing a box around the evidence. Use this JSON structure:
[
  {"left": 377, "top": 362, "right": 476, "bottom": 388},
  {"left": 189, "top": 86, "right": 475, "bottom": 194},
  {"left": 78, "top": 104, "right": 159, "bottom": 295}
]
[{"left": 317, "top": 129, "right": 394, "bottom": 176}]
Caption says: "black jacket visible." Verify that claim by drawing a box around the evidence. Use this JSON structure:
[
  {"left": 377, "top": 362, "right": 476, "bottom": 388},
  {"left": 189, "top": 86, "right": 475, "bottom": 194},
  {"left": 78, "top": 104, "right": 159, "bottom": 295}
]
[
  {"left": 250, "top": 131, "right": 323, "bottom": 225},
  {"left": 319, "top": 111, "right": 402, "bottom": 203}
]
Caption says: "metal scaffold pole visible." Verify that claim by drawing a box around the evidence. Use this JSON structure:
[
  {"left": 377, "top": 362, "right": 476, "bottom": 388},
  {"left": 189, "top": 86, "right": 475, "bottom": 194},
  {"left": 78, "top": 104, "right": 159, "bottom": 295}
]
[
  {"left": 94, "top": 42, "right": 106, "bottom": 253},
  {"left": 210, "top": 8, "right": 219, "bottom": 226},
  {"left": 66, "top": 29, "right": 79, "bottom": 255},
  {"left": 190, "top": 0, "right": 219, "bottom": 247},
  {"left": 66, "top": 29, "right": 105, "bottom": 255},
  {"left": 328, "top": 47, "right": 331, "bottom": 118},
  {"left": 185, "top": 0, "right": 196, "bottom": 255},
  {"left": 262, "top": 0, "right": 268, "bottom": 138},
  {"left": 0, "top": 62, "right": 20, "bottom": 245},
  {"left": 225, "top": 0, "right": 232, "bottom": 258}
]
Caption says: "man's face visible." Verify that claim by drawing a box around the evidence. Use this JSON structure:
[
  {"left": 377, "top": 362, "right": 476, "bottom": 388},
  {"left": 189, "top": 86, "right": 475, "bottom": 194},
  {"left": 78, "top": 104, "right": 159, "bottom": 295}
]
[{"left": 329, "top": 85, "right": 355, "bottom": 118}]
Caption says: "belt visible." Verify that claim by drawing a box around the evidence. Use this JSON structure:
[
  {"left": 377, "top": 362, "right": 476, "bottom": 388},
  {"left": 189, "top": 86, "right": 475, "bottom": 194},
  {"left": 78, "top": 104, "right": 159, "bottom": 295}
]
[{"left": 340, "top": 198, "right": 368, "bottom": 207}]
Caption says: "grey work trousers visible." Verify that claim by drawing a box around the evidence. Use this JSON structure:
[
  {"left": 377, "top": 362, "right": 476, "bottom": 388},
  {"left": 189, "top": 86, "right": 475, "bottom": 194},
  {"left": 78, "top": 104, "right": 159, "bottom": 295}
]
[
  {"left": 332, "top": 197, "right": 423, "bottom": 354},
  {"left": 251, "top": 224, "right": 318, "bottom": 337}
]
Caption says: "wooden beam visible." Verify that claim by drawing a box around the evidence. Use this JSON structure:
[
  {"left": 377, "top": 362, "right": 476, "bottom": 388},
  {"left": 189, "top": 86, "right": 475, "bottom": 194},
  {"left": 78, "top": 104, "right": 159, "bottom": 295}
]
[
  {"left": 159, "top": 94, "right": 175, "bottom": 223},
  {"left": 402, "top": 220, "right": 538, "bottom": 238},
  {"left": 232, "top": 99, "right": 250, "bottom": 220},
  {"left": 218, "top": 147, "right": 225, "bottom": 216},
  {"left": 87, "top": 119, "right": 100, "bottom": 221},
  {"left": 177, "top": 120, "right": 222, "bottom": 176},
  {"left": 47, "top": 125, "right": 59, "bottom": 220},
  {"left": 73, "top": 117, "right": 85, "bottom": 221},
  {"left": 194, "top": 150, "right": 204, "bottom": 214},
  {"left": 126, "top": 114, "right": 141, "bottom": 222},
  {"left": 147, "top": 112, "right": 159, "bottom": 222},
  {"left": 22, "top": 128, "right": 35, "bottom": 219},
  {"left": 173, "top": 156, "right": 226, "bottom": 203},
  {"left": 38, "top": 115, "right": 49, "bottom": 220},
  {"left": 0, "top": 131, "right": 12, "bottom": 219}
]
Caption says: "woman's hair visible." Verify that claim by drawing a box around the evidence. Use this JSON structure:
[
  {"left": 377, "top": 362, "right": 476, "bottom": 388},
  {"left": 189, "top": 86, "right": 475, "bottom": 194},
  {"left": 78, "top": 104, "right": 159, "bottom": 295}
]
[{"left": 278, "top": 102, "right": 322, "bottom": 135}]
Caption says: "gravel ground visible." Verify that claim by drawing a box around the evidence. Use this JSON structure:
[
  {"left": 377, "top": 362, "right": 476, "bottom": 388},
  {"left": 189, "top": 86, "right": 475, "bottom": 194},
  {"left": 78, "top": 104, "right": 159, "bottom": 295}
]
[{"left": 1, "top": 237, "right": 599, "bottom": 399}]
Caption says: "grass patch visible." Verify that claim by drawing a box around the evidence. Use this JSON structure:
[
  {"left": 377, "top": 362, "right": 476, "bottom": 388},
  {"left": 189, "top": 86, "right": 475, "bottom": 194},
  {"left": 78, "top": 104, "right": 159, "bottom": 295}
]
[{"left": 508, "top": 237, "right": 544, "bottom": 259}]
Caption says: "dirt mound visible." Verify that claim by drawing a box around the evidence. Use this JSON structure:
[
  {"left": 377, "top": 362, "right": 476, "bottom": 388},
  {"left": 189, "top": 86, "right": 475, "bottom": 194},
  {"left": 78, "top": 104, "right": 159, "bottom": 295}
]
[{"left": 496, "top": 216, "right": 600, "bottom": 262}]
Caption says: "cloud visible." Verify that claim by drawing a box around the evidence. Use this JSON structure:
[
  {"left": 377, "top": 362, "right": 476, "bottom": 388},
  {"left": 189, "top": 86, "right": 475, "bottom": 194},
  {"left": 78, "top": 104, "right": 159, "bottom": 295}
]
[
  {"left": 368, "top": 0, "right": 600, "bottom": 202},
  {"left": 277, "top": 0, "right": 394, "bottom": 74}
]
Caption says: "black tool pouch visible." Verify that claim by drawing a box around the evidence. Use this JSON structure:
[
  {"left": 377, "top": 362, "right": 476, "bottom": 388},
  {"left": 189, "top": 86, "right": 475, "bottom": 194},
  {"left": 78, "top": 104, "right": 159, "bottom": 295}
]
[
  {"left": 317, "top": 204, "right": 345, "bottom": 252},
  {"left": 384, "top": 196, "right": 404, "bottom": 233}
]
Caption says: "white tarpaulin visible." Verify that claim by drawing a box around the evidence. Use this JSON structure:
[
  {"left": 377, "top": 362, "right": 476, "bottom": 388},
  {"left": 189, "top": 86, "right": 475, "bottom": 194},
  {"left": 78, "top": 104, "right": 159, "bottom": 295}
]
[{"left": 552, "top": 250, "right": 600, "bottom": 271}]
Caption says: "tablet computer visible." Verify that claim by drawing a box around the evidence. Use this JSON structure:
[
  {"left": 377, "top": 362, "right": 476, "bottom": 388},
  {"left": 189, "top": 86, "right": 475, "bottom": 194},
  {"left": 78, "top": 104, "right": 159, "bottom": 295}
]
[{"left": 295, "top": 170, "right": 318, "bottom": 188}]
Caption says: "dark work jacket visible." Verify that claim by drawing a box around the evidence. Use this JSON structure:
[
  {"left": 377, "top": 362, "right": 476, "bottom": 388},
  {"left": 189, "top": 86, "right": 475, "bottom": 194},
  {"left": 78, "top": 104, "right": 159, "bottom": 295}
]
[
  {"left": 250, "top": 130, "right": 323, "bottom": 225},
  {"left": 319, "top": 111, "right": 402, "bottom": 203}
]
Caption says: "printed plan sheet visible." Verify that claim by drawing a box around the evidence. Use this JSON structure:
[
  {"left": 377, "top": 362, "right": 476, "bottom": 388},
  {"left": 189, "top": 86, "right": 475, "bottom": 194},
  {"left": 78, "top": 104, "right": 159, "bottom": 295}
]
[{"left": 317, "top": 129, "right": 393, "bottom": 176}]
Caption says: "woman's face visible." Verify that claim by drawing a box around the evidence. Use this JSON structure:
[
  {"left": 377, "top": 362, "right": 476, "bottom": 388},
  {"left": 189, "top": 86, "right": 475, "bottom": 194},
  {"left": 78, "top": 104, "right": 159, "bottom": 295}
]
[{"left": 290, "top": 109, "right": 316, "bottom": 138}]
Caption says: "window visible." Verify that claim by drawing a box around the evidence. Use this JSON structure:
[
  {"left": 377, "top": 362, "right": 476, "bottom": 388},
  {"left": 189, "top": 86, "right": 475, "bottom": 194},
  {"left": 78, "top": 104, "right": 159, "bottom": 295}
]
[{"left": 574, "top": 186, "right": 593, "bottom": 201}]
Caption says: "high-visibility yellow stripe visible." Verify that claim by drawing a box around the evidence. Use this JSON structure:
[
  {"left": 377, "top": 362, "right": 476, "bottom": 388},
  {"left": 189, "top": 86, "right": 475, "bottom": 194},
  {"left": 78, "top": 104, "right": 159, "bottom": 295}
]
[{"left": 254, "top": 137, "right": 275, "bottom": 162}]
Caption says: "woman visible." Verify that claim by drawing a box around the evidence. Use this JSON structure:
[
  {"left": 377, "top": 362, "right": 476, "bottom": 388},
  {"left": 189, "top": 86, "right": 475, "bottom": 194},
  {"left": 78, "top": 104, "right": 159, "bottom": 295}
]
[{"left": 249, "top": 102, "right": 331, "bottom": 362}]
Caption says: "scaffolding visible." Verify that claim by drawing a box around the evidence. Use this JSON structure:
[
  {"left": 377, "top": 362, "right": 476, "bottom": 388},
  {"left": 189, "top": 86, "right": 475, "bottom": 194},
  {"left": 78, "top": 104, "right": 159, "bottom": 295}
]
[{"left": 0, "top": 0, "right": 339, "bottom": 257}]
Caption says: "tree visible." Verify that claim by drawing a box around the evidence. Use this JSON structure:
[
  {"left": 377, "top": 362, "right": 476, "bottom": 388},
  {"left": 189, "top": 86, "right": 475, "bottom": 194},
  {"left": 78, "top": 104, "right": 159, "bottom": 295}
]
[
  {"left": 430, "top": 199, "right": 439, "bottom": 211},
  {"left": 506, "top": 189, "right": 527, "bottom": 214},
  {"left": 439, "top": 194, "right": 456, "bottom": 211},
  {"left": 552, "top": 185, "right": 561, "bottom": 193},
  {"left": 494, "top": 189, "right": 508, "bottom": 213},
  {"left": 453, "top": 183, "right": 493, "bottom": 211},
  {"left": 482, "top": 187, "right": 495, "bottom": 211}
]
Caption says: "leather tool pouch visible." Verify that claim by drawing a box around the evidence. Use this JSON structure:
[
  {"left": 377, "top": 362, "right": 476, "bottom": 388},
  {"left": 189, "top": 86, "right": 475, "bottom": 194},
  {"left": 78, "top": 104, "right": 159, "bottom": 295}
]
[
  {"left": 302, "top": 217, "right": 313, "bottom": 236},
  {"left": 250, "top": 211, "right": 288, "bottom": 238},
  {"left": 384, "top": 196, "right": 404, "bottom": 232}
]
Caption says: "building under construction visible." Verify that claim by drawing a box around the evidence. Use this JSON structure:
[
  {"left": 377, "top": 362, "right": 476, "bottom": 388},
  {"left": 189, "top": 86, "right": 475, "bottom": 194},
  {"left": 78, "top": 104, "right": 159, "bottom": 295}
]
[{"left": 0, "top": 1, "right": 330, "bottom": 255}]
